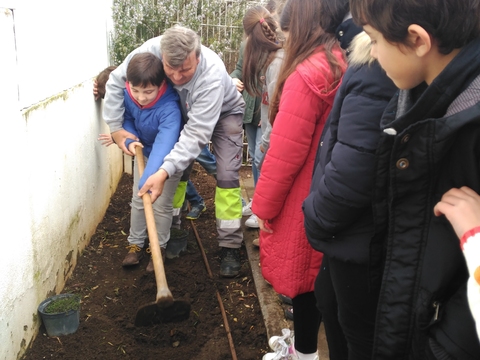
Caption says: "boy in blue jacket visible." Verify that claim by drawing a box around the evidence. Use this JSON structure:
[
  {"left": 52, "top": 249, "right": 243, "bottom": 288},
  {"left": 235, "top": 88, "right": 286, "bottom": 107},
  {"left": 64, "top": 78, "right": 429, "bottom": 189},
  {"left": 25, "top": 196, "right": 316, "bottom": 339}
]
[
  {"left": 349, "top": 0, "right": 480, "bottom": 358},
  {"left": 121, "top": 52, "right": 182, "bottom": 272}
]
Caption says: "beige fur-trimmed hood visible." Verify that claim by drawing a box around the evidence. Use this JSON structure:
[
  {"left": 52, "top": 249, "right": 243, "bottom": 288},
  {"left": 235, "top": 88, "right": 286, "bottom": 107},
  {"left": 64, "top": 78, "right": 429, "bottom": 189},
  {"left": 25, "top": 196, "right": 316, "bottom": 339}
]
[{"left": 347, "top": 31, "right": 375, "bottom": 67}]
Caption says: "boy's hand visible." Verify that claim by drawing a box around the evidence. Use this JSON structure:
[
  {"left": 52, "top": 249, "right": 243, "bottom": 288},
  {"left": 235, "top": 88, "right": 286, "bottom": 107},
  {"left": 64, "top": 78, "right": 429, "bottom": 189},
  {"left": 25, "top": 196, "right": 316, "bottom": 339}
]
[
  {"left": 128, "top": 141, "right": 143, "bottom": 155},
  {"left": 98, "top": 133, "right": 114, "bottom": 147},
  {"left": 111, "top": 129, "right": 138, "bottom": 156},
  {"left": 138, "top": 169, "right": 169, "bottom": 203},
  {"left": 434, "top": 186, "right": 480, "bottom": 240}
]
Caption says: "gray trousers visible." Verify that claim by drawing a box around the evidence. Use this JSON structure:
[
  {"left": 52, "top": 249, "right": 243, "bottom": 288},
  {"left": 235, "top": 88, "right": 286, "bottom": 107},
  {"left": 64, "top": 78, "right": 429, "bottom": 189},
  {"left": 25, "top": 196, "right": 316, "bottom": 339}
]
[
  {"left": 212, "top": 113, "right": 244, "bottom": 248},
  {"left": 127, "top": 156, "right": 182, "bottom": 248}
]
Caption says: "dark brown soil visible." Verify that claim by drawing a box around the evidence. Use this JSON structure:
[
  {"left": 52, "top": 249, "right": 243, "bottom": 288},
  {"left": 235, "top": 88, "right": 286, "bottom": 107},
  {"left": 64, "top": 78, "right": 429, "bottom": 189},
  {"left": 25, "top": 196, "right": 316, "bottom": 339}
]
[{"left": 22, "top": 165, "right": 269, "bottom": 360}]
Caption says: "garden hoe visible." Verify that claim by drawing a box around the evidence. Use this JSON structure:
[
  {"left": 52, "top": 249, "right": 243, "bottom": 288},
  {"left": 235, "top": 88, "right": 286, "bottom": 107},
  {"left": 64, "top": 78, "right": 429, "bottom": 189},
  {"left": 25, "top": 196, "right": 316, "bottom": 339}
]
[{"left": 134, "top": 147, "right": 191, "bottom": 326}]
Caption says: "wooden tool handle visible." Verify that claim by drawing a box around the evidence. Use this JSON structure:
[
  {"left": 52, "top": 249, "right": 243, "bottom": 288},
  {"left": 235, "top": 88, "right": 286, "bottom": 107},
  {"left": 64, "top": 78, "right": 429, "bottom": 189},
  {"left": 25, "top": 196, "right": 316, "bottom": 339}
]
[{"left": 135, "top": 147, "right": 173, "bottom": 305}]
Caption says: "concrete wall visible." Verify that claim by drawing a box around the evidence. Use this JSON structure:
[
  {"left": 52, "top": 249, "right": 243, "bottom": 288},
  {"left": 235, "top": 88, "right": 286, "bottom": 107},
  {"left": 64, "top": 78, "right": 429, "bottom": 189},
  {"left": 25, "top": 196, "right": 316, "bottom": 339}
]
[{"left": 0, "top": 1, "right": 123, "bottom": 359}]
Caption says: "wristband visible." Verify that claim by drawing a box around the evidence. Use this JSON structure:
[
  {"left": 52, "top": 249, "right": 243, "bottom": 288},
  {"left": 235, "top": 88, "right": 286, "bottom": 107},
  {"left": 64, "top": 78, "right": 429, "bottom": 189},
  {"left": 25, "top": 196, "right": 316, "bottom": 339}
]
[{"left": 460, "top": 226, "right": 480, "bottom": 249}]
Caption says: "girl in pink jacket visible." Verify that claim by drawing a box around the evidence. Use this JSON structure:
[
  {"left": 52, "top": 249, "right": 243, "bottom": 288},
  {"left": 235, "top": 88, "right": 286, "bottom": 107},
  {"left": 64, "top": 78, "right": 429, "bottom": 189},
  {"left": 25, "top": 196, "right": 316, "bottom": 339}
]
[{"left": 251, "top": 0, "right": 346, "bottom": 358}]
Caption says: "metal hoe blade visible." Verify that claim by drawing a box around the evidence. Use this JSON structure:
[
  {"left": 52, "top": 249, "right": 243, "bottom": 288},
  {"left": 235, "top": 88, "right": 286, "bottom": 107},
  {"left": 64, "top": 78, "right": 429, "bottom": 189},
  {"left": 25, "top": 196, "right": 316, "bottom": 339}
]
[{"left": 135, "top": 300, "right": 191, "bottom": 326}]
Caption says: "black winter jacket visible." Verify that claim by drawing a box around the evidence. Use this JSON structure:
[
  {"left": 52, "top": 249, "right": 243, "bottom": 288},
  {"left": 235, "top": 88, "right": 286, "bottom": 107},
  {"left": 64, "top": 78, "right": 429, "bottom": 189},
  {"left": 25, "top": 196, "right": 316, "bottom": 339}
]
[
  {"left": 371, "top": 38, "right": 480, "bottom": 359},
  {"left": 303, "top": 31, "right": 397, "bottom": 264}
]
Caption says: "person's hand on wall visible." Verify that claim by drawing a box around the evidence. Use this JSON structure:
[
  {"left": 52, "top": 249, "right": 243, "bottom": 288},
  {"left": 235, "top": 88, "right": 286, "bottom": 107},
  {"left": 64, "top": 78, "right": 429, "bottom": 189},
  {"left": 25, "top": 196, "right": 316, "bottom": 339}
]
[
  {"left": 98, "top": 133, "right": 114, "bottom": 147},
  {"left": 93, "top": 80, "right": 101, "bottom": 100}
]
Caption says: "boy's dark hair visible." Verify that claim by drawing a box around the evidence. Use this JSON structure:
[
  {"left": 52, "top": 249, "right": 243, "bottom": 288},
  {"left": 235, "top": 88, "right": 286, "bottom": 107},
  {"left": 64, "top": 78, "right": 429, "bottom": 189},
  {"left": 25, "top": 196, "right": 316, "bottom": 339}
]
[
  {"left": 96, "top": 65, "right": 117, "bottom": 99},
  {"left": 350, "top": 0, "right": 480, "bottom": 54},
  {"left": 126, "top": 53, "right": 166, "bottom": 87}
]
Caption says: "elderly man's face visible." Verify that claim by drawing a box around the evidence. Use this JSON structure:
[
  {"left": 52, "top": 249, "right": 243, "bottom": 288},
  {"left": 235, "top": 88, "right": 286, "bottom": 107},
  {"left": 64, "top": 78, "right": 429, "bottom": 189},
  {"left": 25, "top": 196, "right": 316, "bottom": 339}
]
[{"left": 162, "top": 51, "right": 199, "bottom": 86}]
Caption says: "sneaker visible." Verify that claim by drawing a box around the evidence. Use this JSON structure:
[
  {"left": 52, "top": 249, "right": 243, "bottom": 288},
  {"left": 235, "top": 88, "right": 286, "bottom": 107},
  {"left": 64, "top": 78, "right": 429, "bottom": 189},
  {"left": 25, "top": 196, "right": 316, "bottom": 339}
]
[
  {"left": 278, "top": 294, "right": 293, "bottom": 305},
  {"left": 264, "top": 351, "right": 318, "bottom": 360},
  {"left": 122, "top": 244, "right": 144, "bottom": 266},
  {"left": 245, "top": 214, "right": 259, "bottom": 228},
  {"left": 252, "top": 238, "right": 260, "bottom": 247},
  {"left": 268, "top": 328, "right": 293, "bottom": 351},
  {"left": 219, "top": 247, "right": 241, "bottom": 277},
  {"left": 264, "top": 329, "right": 297, "bottom": 360},
  {"left": 145, "top": 246, "right": 166, "bottom": 273},
  {"left": 186, "top": 201, "right": 206, "bottom": 220},
  {"left": 242, "top": 200, "right": 253, "bottom": 216}
]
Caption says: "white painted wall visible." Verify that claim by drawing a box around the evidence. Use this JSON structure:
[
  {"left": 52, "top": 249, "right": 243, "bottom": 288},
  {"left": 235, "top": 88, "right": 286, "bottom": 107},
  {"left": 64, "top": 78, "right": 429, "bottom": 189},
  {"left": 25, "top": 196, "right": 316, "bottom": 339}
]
[{"left": 0, "top": 1, "right": 124, "bottom": 359}]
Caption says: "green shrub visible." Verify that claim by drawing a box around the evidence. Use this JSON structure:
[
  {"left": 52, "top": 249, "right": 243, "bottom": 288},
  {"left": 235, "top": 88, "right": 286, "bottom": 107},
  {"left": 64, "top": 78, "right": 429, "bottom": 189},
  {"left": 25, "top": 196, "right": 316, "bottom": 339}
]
[{"left": 110, "top": 0, "right": 265, "bottom": 71}]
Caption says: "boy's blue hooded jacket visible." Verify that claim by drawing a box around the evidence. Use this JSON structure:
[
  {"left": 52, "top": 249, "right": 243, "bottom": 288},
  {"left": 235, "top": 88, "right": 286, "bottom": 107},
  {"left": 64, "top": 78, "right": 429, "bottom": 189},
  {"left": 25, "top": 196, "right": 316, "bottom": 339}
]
[{"left": 123, "top": 81, "right": 182, "bottom": 188}]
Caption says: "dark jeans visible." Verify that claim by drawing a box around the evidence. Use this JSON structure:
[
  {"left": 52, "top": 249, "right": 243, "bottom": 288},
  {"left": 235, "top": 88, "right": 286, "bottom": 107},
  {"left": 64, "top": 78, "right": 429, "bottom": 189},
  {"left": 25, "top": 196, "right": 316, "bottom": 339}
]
[
  {"left": 185, "top": 180, "right": 203, "bottom": 205},
  {"left": 196, "top": 145, "right": 216, "bottom": 175},
  {"left": 185, "top": 145, "right": 216, "bottom": 205},
  {"left": 291, "top": 291, "right": 322, "bottom": 354},
  {"left": 315, "top": 256, "right": 381, "bottom": 360}
]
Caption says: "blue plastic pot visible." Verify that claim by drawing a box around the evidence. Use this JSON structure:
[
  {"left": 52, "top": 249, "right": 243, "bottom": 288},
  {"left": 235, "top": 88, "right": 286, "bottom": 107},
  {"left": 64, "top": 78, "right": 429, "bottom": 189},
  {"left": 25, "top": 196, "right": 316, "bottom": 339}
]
[{"left": 37, "top": 294, "right": 80, "bottom": 336}]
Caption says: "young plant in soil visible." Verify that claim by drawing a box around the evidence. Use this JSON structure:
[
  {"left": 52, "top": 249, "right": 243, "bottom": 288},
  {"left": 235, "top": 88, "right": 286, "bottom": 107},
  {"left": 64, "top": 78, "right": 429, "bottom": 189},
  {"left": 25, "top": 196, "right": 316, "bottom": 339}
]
[{"left": 44, "top": 295, "right": 81, "bottom": 314}]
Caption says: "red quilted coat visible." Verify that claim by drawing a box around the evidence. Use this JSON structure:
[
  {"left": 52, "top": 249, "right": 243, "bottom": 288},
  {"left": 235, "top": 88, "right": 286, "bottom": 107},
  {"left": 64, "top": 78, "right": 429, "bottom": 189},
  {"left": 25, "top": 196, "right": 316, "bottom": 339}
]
[{"left": 251, "top": 46, "right": 346, "bottom": 298}]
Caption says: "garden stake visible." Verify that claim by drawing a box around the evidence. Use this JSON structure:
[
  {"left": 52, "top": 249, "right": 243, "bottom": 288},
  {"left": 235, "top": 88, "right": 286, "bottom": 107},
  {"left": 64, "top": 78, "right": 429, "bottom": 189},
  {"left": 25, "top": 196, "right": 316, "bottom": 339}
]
[
  {"left": 190, "top": 217, "right": 238, "bottom": 360},
  {"left": 134, "top": 147, "right": 191, "bottom": 326}
]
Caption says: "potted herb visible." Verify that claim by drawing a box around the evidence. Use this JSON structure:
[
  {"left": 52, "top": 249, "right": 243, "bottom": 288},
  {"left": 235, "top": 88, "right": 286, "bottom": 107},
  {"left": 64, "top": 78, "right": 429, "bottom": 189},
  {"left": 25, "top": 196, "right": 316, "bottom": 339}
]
[{"left": 37, "top": 293, "right": 81, "bottom": 336}]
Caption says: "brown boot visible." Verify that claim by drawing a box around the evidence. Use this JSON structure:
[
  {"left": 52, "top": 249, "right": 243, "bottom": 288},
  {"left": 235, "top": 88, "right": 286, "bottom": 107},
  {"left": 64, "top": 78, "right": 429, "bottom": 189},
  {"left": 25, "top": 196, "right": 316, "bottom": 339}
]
[
  {"left": 122, "top": 244, "right": 144, "bottom": 267},
  {"left": 146, "top": 247, "right": 166, "bottom": 273}
]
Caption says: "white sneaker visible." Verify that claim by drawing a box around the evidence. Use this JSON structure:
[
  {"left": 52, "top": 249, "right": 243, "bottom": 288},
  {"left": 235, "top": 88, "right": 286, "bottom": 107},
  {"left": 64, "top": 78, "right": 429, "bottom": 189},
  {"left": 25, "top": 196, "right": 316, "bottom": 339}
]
[
  {"left": 268, "top": 328, "right": 293, "bottom": 351},
  {"left": 263, "top": 351, "right": 318, "bottom": 360},
  {"left": 242, "top": 200, "right": 253, "bottom": 216},
  {"left": 263, "top": 352, "right": 297, "bottom": 360},
  {"left": 245, "top": 214, "right": 259, "bottom": 228},
  {"left": 263, "top": 329, "right": 297, "bottom": 360}
]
